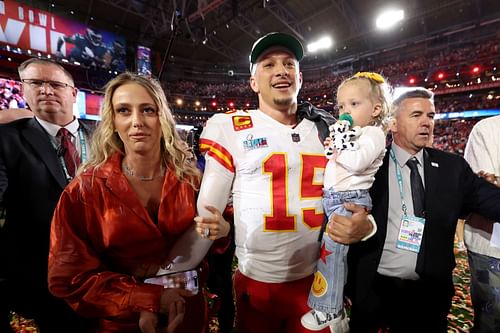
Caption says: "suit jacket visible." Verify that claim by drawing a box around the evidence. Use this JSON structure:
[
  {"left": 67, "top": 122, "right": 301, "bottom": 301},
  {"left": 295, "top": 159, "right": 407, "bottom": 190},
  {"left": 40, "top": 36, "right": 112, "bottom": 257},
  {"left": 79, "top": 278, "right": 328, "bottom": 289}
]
[
  {"left": 0, "top": 117, "right": 92, "bottom": 318},
  {"left": 346, "top": 146, "right": 500, "bottom": 304}
]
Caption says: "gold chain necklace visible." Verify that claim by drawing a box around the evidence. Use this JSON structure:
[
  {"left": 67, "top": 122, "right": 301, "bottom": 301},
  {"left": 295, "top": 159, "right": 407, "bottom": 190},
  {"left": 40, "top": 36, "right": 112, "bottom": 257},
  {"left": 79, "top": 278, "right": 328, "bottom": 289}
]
[{"left": 122, "top": 160, "right": 165, "bottom": 181}]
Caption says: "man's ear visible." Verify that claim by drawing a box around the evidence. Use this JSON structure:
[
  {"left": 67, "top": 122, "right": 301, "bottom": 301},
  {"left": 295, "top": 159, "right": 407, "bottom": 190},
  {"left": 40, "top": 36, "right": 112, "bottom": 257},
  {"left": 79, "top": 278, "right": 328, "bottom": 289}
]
[
  {"left": 71, "top": 87, "right": 78, "bottom": 103},
  {"left": 250, "top": 76, "right": 259, "bottom": 93},
  {"left": 388, "top": 118, "right": 397, "bottom": 133}
]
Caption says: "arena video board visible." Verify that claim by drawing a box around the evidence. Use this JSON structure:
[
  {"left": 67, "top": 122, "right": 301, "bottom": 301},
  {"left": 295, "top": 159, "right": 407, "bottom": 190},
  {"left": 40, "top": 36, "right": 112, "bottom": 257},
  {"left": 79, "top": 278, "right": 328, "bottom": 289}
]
[
  {"left": 0, "top": 0, "right": 126, "bottom": 71},
  {"left": 137, "top": 45, "right": 152, "bottom": 76}
]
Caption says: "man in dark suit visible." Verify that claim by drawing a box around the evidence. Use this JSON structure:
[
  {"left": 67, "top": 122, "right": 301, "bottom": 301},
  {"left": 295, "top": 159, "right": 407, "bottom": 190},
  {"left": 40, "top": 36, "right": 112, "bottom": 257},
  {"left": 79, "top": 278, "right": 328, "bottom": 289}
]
[
  {"left": 344, "top": 88, "right": 500, "bottom": 332},
  {"left": 0, "top": 58, "right": 90, "bottom": 332}
]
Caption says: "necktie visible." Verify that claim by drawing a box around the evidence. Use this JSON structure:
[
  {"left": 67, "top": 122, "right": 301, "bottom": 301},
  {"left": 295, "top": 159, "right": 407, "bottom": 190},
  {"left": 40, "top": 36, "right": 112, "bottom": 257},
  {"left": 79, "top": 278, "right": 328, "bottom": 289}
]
[
  {"left": 406, "top": 157, "right": 425, "bottom": 217},
  {"left": 57, "top": 128, "right": 80, "bottom": 178}
]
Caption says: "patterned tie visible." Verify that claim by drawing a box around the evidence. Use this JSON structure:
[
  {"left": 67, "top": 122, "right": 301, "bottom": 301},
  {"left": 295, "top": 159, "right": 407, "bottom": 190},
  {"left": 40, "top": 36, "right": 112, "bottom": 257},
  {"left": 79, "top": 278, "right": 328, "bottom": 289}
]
[
  {"left": 57, "top": 128, "right": 80, "bottom": 178},
  {"left": 406, "top": 157, "right": 425, "bottom": 217}
]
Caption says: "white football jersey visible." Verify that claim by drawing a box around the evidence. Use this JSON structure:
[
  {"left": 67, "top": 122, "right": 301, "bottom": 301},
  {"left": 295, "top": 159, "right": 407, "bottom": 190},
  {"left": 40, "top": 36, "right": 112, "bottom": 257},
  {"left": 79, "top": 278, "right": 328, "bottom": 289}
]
[{"left": 200, "top": 109, "right": 327, "bottom": 282}]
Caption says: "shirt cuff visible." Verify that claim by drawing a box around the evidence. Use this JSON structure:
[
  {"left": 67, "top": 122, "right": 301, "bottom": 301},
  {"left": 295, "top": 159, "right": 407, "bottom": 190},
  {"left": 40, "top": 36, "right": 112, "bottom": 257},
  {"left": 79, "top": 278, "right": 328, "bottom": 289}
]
[{"left": 361, "top": 214, "right": 377, "bottom": 241}]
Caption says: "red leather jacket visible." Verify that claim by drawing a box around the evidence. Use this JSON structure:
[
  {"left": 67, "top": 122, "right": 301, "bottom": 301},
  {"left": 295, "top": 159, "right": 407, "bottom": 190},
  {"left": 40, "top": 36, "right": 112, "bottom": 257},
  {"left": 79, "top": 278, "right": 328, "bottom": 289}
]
[{"left": 48, "top": 153, "right": 206, "bottom": 332}]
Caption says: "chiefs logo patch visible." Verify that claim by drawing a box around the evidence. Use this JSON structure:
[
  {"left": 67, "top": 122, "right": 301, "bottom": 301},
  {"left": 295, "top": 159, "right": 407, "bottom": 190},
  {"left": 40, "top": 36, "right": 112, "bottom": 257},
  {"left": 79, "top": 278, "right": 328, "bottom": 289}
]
[{"left": 232, "top": 116, "right": 253, "bottom": 131}]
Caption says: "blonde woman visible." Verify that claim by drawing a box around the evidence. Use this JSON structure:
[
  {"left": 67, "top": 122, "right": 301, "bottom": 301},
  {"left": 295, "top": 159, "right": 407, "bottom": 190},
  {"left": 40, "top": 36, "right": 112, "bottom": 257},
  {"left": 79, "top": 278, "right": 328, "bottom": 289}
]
[{"left": 48, "top": 73, "right": 207, "bottom": 333}]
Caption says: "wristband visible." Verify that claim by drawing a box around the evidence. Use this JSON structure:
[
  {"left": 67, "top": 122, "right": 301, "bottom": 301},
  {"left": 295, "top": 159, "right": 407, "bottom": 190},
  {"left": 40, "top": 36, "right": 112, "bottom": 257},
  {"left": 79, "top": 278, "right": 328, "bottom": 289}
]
[{"left": 361, "top": 214, "right": 377, "bottom": 241}]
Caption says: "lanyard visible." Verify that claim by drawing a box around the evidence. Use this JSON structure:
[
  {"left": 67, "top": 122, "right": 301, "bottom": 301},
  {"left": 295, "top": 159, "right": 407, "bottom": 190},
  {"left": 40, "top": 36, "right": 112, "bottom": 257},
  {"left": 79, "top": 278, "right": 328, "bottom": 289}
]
[
  {"left": 78, "top": 128, "right": 88, "bottom": 163},
  {"left": 50, "top": 128, "right": 87, "bottom": 182},
  {"left": 389, "top": 149, "right": 409, "bottom": 216}
]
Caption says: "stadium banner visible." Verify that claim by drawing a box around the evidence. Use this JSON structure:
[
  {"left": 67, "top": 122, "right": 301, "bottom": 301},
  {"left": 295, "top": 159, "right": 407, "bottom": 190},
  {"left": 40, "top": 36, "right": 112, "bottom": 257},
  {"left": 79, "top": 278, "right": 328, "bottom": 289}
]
[
  {"left": 435, "top": 109, "right": 500, "bottom": 120},
  {"left": 0, "top": 0, "right": 126, "bottom": 70},
  {"left": 73, "top": 90, "right": 103, "bottom": 121},
  {"left": 84, "top": 92, "right": 103, "bottom": 120}
]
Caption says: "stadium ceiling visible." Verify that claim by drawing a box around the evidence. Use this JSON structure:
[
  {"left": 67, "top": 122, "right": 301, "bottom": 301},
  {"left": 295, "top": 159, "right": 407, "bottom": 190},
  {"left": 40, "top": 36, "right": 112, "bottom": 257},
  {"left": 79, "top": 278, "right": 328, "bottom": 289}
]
[{"left": 27, "top": 0, "right": 500, "bottom": 69}]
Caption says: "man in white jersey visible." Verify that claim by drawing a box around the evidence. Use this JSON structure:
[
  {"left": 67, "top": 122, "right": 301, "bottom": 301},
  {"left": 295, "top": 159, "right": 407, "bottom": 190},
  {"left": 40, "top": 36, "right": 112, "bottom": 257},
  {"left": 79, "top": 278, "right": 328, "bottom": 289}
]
[
  {"left": 197, "top": 32, "right": 374, "bottom": 333},
  {"left": 463, "top": 115, "right": 500, "bottom": 332}
]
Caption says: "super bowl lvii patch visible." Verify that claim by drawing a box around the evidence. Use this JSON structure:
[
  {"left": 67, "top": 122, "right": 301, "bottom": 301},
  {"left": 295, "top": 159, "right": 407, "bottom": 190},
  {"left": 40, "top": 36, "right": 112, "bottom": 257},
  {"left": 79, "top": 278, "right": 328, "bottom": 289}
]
[{"left": 243, "top": 134, "right": 268, "bottom": 151}]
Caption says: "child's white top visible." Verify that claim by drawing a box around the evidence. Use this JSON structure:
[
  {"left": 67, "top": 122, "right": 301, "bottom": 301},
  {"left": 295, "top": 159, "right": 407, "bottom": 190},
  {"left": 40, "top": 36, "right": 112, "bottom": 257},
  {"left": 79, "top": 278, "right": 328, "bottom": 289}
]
[{"left": 323, "top": 125, "right": 386, "bottom": 191}]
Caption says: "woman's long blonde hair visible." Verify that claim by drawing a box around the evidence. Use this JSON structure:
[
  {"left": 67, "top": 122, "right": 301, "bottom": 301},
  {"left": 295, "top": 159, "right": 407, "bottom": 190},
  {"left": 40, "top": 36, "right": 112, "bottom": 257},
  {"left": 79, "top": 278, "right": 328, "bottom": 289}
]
[{"left": 80, "top": 72, "right": 200, "bottom": 186}]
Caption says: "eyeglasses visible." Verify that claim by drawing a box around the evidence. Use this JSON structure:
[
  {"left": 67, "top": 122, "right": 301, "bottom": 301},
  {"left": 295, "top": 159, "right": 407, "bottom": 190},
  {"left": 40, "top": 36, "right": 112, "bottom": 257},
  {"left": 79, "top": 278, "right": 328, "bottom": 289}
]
[{"left": 21, "top": 79, "right": 74, "bottom": 90}]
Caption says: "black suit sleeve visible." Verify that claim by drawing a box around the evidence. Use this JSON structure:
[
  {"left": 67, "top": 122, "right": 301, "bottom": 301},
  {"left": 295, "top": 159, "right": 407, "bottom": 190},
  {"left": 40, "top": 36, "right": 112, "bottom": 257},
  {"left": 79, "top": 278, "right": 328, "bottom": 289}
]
[
  {"left": 0, "top": 127, "right": 9, "bottom": 204},
  {"left": 460, "top": 157, "right": 500, "bottom": 220}
]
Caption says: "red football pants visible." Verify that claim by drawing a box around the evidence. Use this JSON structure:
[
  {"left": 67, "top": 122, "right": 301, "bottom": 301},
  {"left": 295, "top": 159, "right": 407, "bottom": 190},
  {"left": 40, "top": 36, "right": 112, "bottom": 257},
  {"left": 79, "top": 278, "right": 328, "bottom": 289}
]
[{"left": 234, "top": 270, "right": 331, "bottom": 333}]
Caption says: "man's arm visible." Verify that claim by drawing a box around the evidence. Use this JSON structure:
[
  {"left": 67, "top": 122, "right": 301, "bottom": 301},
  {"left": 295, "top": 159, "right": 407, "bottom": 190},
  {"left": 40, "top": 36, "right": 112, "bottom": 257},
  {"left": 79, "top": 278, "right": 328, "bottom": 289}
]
[
  {"left": 464, "top": 121, "right": 496, "bottom": 174},
  {"left": 152, "top": 153, "right": 234, "bottom": 276},
  {"left": 56, "top": 35, "right": 71, "bottom": 55},
  {"left": 326, "top": 203, "right": 376, "bottom": 244}
]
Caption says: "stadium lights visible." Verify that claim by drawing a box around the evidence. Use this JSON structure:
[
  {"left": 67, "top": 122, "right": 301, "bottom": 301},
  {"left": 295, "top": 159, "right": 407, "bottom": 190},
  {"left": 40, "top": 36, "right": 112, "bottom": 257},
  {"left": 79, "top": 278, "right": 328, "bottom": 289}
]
[
  {"left": 307, "top": 36, "right": 333, "bottom": 53},
  {"left": 376, "top": 9, "right": 404, "bottom": 30}
]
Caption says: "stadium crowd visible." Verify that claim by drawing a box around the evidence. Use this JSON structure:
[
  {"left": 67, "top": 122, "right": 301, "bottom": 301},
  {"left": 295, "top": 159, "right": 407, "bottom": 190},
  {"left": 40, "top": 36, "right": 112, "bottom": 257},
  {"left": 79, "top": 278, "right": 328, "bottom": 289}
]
[{"left": 165, "top": 35, "right": 500, "bottom": 110}]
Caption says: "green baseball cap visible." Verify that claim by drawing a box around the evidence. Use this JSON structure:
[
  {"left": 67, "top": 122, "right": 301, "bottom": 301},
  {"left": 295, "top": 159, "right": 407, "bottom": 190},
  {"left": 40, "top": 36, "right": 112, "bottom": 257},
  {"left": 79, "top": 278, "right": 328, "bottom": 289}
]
[{"left": 249, "top": 32, "right": 304, "bottom": 71}]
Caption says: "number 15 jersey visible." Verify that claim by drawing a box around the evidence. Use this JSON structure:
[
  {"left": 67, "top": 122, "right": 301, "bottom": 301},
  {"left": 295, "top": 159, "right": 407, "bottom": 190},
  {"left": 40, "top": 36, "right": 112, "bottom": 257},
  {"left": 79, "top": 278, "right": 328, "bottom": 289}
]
[{"left": 199, "top": 109, "right": 327, "bottom": 283}]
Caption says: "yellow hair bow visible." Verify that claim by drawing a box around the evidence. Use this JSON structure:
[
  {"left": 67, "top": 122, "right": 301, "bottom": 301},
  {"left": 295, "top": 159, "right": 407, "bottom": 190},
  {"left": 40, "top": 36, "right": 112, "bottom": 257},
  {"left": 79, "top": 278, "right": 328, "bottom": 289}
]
[{"left": 354, "top": 72, "right": 385, "bottom": 84}]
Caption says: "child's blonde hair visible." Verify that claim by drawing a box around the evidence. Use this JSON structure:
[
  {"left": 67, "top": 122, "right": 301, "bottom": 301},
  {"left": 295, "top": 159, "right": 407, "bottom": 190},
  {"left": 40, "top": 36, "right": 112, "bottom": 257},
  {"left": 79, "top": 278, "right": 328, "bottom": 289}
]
[{"left": 337, "top": 72, "right": 392, "bottom": 131}]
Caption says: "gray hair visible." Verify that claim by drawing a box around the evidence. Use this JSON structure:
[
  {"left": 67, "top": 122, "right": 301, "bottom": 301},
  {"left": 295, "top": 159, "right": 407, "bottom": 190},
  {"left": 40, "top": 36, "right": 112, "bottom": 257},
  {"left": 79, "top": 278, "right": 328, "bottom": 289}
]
[
  {"left": 18, "top": 58, "right": 75, "bottom": 84},
  {"left": 392, "top": 88, "right": 434, "bottom": 115}
]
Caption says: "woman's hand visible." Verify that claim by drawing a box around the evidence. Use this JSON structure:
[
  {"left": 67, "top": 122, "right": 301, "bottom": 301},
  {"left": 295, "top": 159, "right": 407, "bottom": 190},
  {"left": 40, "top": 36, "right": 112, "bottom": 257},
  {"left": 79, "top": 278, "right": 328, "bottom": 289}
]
[
  {"left": 157, "top": 288, "right": 193, "bottom": 333},
  {"left": 139, "top": 311, "right": 158, "bottom": 333},
  {"left": 194, "top": 205, "right": 230, "bottom": 240}
]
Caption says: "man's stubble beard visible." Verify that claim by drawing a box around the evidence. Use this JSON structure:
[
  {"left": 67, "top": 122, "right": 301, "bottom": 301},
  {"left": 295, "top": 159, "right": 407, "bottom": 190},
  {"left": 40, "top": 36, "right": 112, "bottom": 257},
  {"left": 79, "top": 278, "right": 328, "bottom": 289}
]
[{"left": 273, "top": 97, "right": 294, "bottom": 107}]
